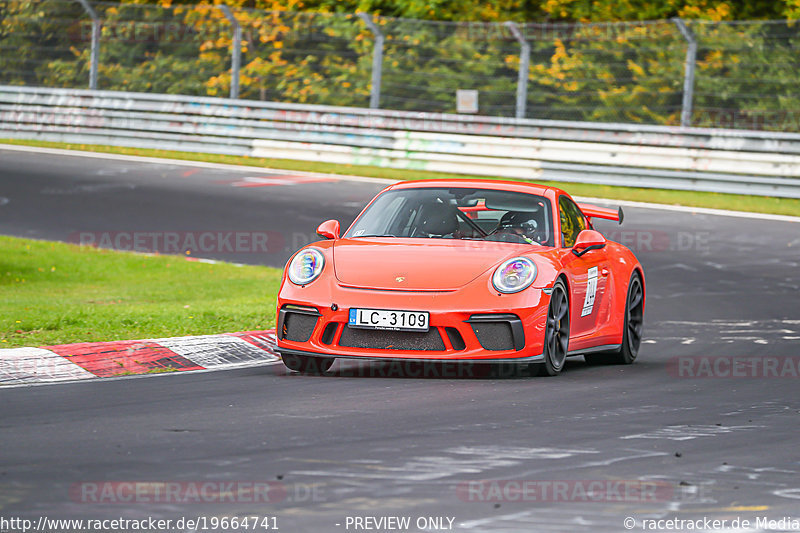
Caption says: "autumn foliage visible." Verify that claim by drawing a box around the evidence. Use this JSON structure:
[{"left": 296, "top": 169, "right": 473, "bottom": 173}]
[{"left": 2, "top": 0, "right": 800, "bottom": 129}]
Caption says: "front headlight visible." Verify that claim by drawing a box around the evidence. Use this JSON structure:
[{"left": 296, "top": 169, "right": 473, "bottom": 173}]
[
  {"left": 288, "top": 248, "right": 325, "bottom": 285},
  {"left": 492, "top": 257, "right": 537, "bottom": 294}
]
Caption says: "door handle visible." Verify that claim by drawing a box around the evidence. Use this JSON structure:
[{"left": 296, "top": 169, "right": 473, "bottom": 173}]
[{"left": 601, "top": 268, "right": 609, "bottom": 277}]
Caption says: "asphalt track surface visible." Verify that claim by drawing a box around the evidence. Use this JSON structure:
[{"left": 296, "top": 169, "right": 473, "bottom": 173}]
[{"left": 2, "top": 146, "right": 800, "bottom": 532}]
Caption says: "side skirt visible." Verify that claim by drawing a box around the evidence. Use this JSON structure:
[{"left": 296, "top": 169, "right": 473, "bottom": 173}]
[{"left": 566, "top": 343, "right": 621, "bottom": 357}]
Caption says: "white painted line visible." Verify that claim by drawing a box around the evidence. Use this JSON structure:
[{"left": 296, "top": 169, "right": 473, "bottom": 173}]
[
  {"left": 0, "top": 347, "right": 95, "bottom": 384},
  {"left": 155, "top": 334, "right": 280, "bottom": 369},
  {"left": 1, "top": 143, "right": 796, "bottom": 221}
]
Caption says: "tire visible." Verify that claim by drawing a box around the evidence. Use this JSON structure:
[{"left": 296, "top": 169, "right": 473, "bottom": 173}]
[
  {"left": 281, "top": 354, "right": 334, "bottom": 374},
  {"left": 532, "top": 279, "right": 570, "bottom": 377},
  {"left": 585, "top": 271, "right": 644, "bottom": 365}
]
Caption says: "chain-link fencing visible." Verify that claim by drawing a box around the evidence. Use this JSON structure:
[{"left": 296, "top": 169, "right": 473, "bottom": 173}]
[{"left": 1, "top": 0, "right": 799, "bottom": 131}]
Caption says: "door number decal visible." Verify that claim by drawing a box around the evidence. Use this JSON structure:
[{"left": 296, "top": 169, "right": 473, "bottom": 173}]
[{"left": 582, "top": 267, "right": 598, "bottom": 317}]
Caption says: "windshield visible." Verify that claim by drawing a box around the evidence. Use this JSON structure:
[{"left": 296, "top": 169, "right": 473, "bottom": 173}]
[{"left": 344, "top": 187, "right": 554, "bottom": 247}]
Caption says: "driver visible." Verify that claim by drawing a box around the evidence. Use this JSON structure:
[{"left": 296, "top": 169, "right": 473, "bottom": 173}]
[{"left": 496, "top": 211, "right": 546, "bottom": 245}]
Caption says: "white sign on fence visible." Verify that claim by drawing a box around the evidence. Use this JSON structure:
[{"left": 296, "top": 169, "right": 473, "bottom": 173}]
[{"left": 456, "top": 89, "right": 479, "bottom": 114}]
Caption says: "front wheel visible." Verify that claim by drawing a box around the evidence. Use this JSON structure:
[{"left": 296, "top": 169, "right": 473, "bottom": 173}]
[
  {"left": 532, "top": 279, "right": 570, "bottom": 377},
  {"left": 281, "top": 354, "right": 334, "bottom": 374},
  {"left": 586, "top": 271, "right": 644, "bottom": 365}
]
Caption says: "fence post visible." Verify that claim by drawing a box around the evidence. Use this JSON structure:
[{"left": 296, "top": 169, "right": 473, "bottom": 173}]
[
  {"left": 672, "top": 17, "right": 697, "bottom": 128},
  {"left": 357, "top": 13, "right": 384, "bottom": 109},
  {"left": 75, "top": 0, "right": 100, "bottom": 90},
  {"left": 504, "top": 22, "right": 530, "bottom": 120},
  {"left": 219, "top": 5, "right": 241, "bottom": 100}
]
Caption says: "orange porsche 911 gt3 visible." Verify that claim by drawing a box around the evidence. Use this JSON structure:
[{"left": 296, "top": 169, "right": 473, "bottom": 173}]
[{"left": 276, "top": 179, "right": 645, "bottom": 376}]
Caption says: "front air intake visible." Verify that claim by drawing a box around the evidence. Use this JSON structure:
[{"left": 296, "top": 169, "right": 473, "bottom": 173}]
[
  {"left": 338, "top": 327, "right": 445, "bottom": 351},
  {"left": 466, "top": 314, "right": 525, "bottom": 351},
  {"left": 278, "top": 305, "right": 320, "bottom": 343}
]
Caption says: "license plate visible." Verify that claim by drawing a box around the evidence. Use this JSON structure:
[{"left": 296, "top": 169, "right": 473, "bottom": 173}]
[{"left": 348, "top": 308, "right": 429, "bottom": 332}]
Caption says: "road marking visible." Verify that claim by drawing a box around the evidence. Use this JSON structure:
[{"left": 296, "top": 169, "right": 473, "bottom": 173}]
[
  {"left": 0, "top": 331, "right": 280, "bottom": 387},
  {"left": 620, "top": 425, "right": 761, "bottom": 441},
  {"left": 228, "top": 175, "right": 337, "bottom": 188},
  {"left": 0, "top": 347, "right": 95, "bottom": 385},
  {"left": 157, "top": 334, "right": 279, "bottom": 369}
]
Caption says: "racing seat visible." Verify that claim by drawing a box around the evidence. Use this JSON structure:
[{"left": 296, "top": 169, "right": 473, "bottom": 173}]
[{"left": 415, "top": 201, "right": 459, "bottom": 237}]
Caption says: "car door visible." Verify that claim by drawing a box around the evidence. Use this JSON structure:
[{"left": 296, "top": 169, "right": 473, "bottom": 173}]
[{"left": 557, "top": 195, "right": 611, "bottom": 339}]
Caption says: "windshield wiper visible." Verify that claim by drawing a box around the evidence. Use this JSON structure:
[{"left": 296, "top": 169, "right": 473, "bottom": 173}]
[{"left": 352, "top": 234, "right": 398, "bottom": 238}]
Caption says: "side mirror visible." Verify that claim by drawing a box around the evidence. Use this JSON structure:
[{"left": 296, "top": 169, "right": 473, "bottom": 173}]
[
  {"left": 572, "top": 229, "right": 607, "bottom": 257},
  {"left": 316, "top": 219, "right": 340, "bottom": 240}
]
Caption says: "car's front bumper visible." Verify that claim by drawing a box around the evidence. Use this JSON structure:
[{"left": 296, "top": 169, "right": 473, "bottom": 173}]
[{"left": 275, "top": 280, "right": 550, "bottom": 363}]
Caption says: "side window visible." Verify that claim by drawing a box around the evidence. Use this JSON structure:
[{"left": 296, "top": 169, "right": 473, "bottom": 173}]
[{"left": 558, "top": 196, "right": 587, "bottom": 248}]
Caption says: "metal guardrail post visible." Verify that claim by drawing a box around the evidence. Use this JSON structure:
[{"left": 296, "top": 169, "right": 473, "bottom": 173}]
[
  {"left": 504, "top": 22, "right": 530, "bottom": 120},
  {"left": 219, "top": 5, "right": 241, "bottom": 100},
  {"left": 673, "top": 17, "right": 697, "bottom": 128},
  {"left": 357, "top": 13, "right": 384, "bottom": 109},
  {"left": 75, "top": 0, "right": 100, "bottom": 90}
]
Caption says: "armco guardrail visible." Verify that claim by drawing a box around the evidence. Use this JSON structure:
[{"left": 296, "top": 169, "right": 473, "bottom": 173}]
[{"left": 2, "top": 85, "right": 800, "bottom": 198}]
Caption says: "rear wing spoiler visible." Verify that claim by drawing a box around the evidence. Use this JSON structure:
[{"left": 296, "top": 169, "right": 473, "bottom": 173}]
[{"left": 578, "top": 203, "right": 624, "bottom": 225}]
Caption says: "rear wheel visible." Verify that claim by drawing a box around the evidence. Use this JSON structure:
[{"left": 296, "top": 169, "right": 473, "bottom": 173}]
[
  {"left": 585, "top": 271, "right": 643, "bottom": 365},
  {"left": 282, "top": 354, "right": 334, "bottom": 374},
  {"left": 532, "top": 279, "right": 570, "bottom": 377}
]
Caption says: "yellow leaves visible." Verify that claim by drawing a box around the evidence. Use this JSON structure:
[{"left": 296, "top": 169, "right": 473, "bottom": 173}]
[
  {"left": 785, "top": 0, "right": 800, "bottom": 19},
  {"left": 551, "top": 39, "right": 568, "bottom": 62},
  {"left": 678, "top": 2, "right": 732, "bottom": 21},
  {"left": 274, "top": 41, "right": 283, "bottom": 49},
  {"left": 698, "top": 49, "right": 725, "bottom": 70},
  {"left": 541, "top": 0, "right": 569, "bottom": 17},
  {"left": 205, "top": 74, "right": 228, "bottom": 96},
  {"left": 269, "top": 51, "right": 287, "bottom": 67},
  {"left": 627, "top": 59, "right": 645, "bottom": 78}
]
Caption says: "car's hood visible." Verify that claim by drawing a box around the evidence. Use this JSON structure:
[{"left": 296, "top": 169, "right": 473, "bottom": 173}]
[{"left": 332, "top": 238, "right": 522, "bottom": 290}]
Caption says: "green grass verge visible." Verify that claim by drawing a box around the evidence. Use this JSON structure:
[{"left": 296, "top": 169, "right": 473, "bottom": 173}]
[
  {"left": 0, "top": 235, "right": 281, "bottom": 348},
  {"left": 2, "top": 139, "right": 799, "bottom": 217}
]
